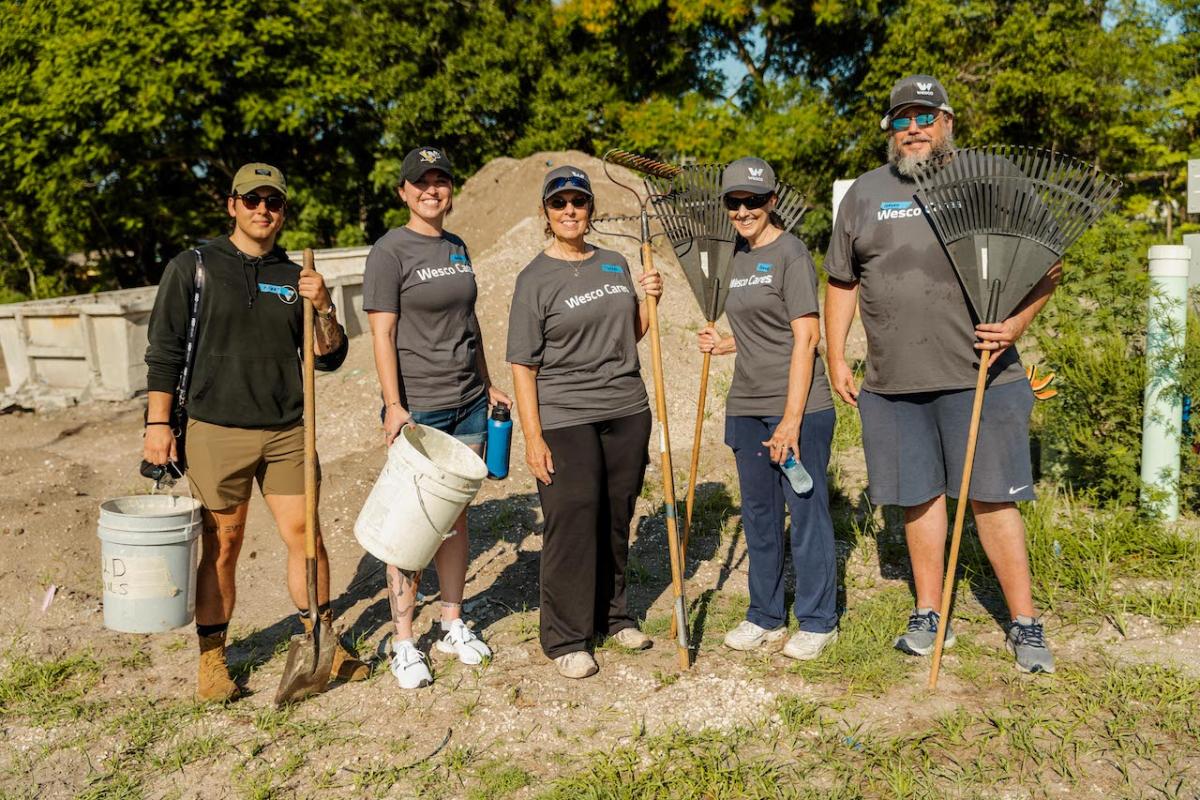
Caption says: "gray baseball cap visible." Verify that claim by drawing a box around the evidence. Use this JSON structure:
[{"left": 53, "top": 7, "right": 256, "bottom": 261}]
[
  {"left": 880, "top": 75, "right": 954, "bottom": 131},
  {"left": 721, "top": 157, "right": 776, "bottom": 195},
  {"left": 401, "top": 146, "right": 455, "bottom": 184},
  {"left": 541, "top": 165, "right": 593, "bottom": 200}
]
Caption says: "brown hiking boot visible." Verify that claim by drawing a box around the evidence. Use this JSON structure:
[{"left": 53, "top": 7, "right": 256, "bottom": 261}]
[
  {"left": 197, "top": 632, "right": 240, "bottom": 702},
  {"left": 301, "top": 611, "right": 369, "bottom": 682}
]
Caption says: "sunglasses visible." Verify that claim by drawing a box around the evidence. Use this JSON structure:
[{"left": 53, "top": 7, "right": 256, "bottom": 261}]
[
  {"left": 236, "top": 193, "right": 286, "bottom": 211},
  {"left": 545, "top": 195, "right": 591, "bottom": 210},
  {"left": 890, "top": 112, "right": 940, "bottom": 132},
  {"left": 723, "top": 193, "right": 773, "bottom": 211}
]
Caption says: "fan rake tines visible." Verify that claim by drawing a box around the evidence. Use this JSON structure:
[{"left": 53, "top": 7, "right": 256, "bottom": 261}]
[{"left": 913, "top": 145, "right": 1121, "bottom": 322}]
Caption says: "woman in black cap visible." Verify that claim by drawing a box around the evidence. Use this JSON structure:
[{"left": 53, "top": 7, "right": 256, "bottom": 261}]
[
  {"left": 506, "top": 165, "right": 663, "bottom": 679},
  {"left": 696, "top": 157, "right": 839, "bottom": 661},
  {"left": 362, "top": 145, "right": 511, "bottom": 689}
]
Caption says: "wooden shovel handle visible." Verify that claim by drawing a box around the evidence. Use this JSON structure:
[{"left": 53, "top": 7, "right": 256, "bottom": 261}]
[{"left": 303, "top": 249, "right": 317, "bottom": 562}]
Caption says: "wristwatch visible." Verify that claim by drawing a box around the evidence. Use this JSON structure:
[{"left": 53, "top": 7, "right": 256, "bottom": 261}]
[{"left": 316, "top": 302, "right": 337, "bottom": 320}]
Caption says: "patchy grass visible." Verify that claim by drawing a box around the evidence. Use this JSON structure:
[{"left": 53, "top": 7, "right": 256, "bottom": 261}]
[
  {"left": 543, "top": 657, "right": 1200, "bottom": 799},
  {"left": 787, "top": 585, "right": 916, "bottom": 694},
  {"left": 0, "top": 650, "right": 101, "bottom": 721}
]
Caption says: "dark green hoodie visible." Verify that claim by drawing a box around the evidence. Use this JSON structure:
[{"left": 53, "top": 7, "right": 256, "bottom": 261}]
[{"left": 145, "top": 236, "right": 348, "bottom": 428}]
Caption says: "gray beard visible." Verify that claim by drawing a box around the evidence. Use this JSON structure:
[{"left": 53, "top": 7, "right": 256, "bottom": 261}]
[{"left": 889, "top": 130, "right": 955, "bottom": 178}]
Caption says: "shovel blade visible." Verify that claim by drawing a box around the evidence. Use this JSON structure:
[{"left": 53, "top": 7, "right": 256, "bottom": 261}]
[{"left": 273, "top": 619, "right": 336, "bottom": 706}]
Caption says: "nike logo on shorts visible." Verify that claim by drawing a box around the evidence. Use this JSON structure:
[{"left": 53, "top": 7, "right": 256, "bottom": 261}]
[{"left": 1008, "top": 485, "right": 1030, "bottom": 495}]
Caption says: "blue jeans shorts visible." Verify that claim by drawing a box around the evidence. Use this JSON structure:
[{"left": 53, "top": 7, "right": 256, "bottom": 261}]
[{"left": 383, "top": 392, "right": 488, "bottom": 446}]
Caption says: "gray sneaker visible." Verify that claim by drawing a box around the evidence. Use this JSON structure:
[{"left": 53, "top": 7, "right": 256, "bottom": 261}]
[
  {"left": 1006, "top": 616, "right": 1055, "bottom": 674},
  {"left": 894, "top": 608, "right": 956, "bottom": 656}
]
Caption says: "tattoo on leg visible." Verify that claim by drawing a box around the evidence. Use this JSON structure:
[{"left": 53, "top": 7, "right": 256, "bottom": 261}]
[
  {"left": 386, "top": 568, "right": 417, "bottom": 626},
  {"left": 220, "top": 523, "right": 245, "bottom": 536}
]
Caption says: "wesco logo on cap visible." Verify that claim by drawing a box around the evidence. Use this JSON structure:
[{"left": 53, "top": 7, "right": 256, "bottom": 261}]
[
  {"left": 748, "top": 168, "right": 764, "bottom": 179},
  {"left": 916, "top": 82, "right": 934, "bottom": 94}
]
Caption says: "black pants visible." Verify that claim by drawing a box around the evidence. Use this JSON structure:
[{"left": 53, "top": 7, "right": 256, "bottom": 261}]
[{"left": 536, "top": 409, "right": 652, "bottom": 658}]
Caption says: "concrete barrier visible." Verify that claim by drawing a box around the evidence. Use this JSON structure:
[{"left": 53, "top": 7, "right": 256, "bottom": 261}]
[{"left": 0, "top": 247, "right": 371, "bottom": 404}]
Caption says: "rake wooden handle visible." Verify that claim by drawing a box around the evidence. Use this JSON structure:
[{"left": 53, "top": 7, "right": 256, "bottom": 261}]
[
  {"left": 928, "top": 349, "right": 990, "bottom": 689},
  {"left": 672, "top": 323, "right": 714, "bottom": 641},
  {"left": 641, "top": 241, "right": 690, "bottom": 670}
]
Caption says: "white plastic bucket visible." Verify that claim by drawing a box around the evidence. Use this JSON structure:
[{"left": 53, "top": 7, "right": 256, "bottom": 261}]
[
  {"left": 354, "top": 424, "right": 488, "bottom": 571},
  {"left": 97, "top": 495, "right": 202, "bottom": 633}
]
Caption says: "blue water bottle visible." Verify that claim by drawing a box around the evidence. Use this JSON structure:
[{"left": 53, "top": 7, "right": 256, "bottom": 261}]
[
  {"left": 486, "top": 404, "right": 512, "bottom": 479},
  {"left": 780, "top": 453, "right": 813, "bottom": 495}
]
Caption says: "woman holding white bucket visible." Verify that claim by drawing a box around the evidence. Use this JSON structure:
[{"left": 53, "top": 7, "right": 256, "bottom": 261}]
[
  {"left": 363, "top": 145, "right": 511, "bottom": 689},
  {"left": 506, "top": 165, "right": 663, "bottom": 679}
]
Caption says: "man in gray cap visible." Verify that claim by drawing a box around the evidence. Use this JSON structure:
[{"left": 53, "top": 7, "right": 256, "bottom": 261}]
[{"left": 824, "top": 75, "right": 1060, "bottom": 674}]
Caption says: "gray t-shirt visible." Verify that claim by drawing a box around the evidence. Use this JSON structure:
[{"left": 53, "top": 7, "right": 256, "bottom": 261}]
[
  {"left": 506, "top": 248, "right": 650, "bottom": 431},
  {"left": 723, "top": 232, "right": 834, "bottom": 417},
  {"left": 825, "top": 163, "right": 1024, "bottom": 394},
  {"left": 362, "top": 226, "right": 485, "bottom": 411}
]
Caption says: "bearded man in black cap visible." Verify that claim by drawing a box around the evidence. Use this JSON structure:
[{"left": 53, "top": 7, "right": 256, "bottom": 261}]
[{"left": 823, "top": 75, "right": 1059, "bottom": 674}]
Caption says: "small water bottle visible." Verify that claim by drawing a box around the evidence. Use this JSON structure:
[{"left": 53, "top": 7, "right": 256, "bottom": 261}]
[
  {"left": 780, "top": 453, "right": 813, "bottom": 494},
  {"left": 485, "top": 404, "right": 512, "bottom": 480}
]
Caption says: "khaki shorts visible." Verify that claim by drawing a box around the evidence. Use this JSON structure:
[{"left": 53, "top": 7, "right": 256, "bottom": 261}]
[{"left": 185, "top": 419, "right": 319, "bottom": 510}]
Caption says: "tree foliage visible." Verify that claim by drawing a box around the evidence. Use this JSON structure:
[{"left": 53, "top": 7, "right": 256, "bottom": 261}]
[{"left": 0, "top": 0, "right": 1195, "bottom": 300}]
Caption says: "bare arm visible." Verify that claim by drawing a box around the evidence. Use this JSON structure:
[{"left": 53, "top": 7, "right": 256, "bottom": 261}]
[
  {"left": 975, "top": 262, "right": 1063, "bottom": 357},
  {"left": 298, "top": 267, "right": 342, "bottom": 356},
  {"left": 633, "top": 269, "right": 664, "bottom": 342},
  {"left": 761, "top": 316, "right": 820, "bottom": 464},
  {"left": 510, "top": 363, "right": 554, "bottom": 485},
  {"left": 697, "top": 327, "right": 736, "bottom": 355},
  {"left": 824, "top": 278, "right": 860, "bottom": 407},
  {"left": 368, "top": 311, "right": 411, "bottom": 446},
  {"left": 142, "top": 390, "right": 177, "bottom": 465}
]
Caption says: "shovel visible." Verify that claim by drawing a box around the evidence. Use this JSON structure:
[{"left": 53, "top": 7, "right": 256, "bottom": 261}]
[{"left": 274, "top": 252, "right": 335, "bottom": 706}]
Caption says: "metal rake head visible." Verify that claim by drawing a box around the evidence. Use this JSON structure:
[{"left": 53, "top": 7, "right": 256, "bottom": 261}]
[
  {"left": 913, "top": 145, "right": 1121, "bottom": 322},
  {"left": 604, "top": 148, "right": 682, "bottom": 179}
]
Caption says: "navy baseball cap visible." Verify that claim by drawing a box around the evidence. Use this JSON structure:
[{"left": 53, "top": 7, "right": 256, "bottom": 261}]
[{"left": 542, "top": 165, "right": 593, "bottom": 200}]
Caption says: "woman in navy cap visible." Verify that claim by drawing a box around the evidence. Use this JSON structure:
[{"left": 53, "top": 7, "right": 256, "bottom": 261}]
[
  {"left": 362, "top": 145, "right": 511, "bottom": 689},
  {"left": 506, "top": 165, "right": 663, "bottom": 679},
  {"left": 697, "top": 157, "right": 839, "bottom": 661}
]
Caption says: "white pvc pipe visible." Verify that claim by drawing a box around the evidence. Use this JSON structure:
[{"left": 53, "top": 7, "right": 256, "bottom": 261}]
[{"left": 1141, "top": 245, "right": 1191, "bottom": 521}]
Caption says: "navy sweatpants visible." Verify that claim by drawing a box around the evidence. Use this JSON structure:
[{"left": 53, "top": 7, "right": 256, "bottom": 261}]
[{"left": 725, "top": 409, "right": 838, "bottom": 633}]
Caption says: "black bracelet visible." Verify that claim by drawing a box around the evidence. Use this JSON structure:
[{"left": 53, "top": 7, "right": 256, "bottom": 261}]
[{"left": 145, "top": 421, "right": 172, "bottom": 427}]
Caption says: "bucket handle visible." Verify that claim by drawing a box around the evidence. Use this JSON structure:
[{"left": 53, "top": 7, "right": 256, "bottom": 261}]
[
  {"left": 412, "top": 474, "right": 459, "bottom": 541},
  {"left": 148, "top": 467, "right": 199, "bottom": 516}
]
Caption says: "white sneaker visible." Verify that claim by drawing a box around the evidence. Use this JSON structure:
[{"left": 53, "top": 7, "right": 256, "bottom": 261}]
[
  {"left": 782, "top": 629, "right": 838, "bottom": 661},
  {"left": 611, "top": 627, "right": 652, "bottom": 650},
  {"left": 723, "top": 620, "right": 787, "bottom": 651},
  {"left": 389, "top": 639, "right": 432, "bottom": 689},
  {"left": 434, "top": 619, "right": 492, "bottom": 666},
  {"left": 554, "top": 651, "right": 599, "bottom": 679}
]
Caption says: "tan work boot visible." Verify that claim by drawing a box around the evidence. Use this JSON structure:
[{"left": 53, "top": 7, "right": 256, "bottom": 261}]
[
  {"left": 197, "top": 632, "right": 240, "bottom": 702},
  {"left": 300, "top": 611, "right": 370, "bottom": 682}
]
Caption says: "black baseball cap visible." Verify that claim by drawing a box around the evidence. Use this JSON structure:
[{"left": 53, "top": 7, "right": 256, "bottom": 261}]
[
  {"left": 542, "top": 165, "right": 593, "bottom": 200},
  {"left": 880, "top": 75, "right": 954, "bottom": 130},
  {"left": 401, "top": 146, "right": 455, "bottom": 184},
  {"left": 721, "top": 157, "right": 776, "bottom": 195}
]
